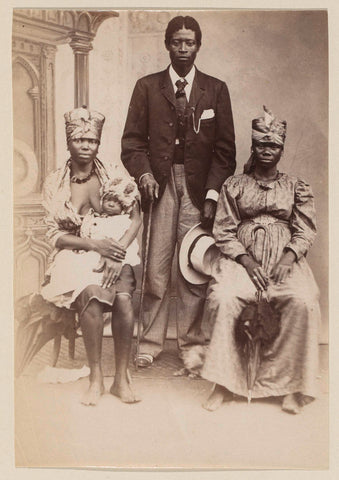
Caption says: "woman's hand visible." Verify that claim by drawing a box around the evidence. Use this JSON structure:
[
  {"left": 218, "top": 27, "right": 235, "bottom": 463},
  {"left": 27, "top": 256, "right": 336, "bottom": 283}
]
[
  {"left": 93, "top": 257, "right": 123, "bottom": 289},
  {"left": 270, "top": 250, "right": 296, "bottom": 285},
  {"left": 91, "top": 238, "right": 126, "bottom": 261},
  {"left": 237, "top": 254, "right": 269, "bottom": 291}
]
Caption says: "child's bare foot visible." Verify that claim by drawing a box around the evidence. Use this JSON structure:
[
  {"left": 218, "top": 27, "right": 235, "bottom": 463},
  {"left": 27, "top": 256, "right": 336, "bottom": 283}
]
[
  {"left": 81, "top": 380, "right": 105, "bottom": 406},
  {"left": 202, "top": 384, "right": 233, "bottom": 411},
  {"left": 282, "top": 393, "right": 301, "bottom": 414},
  {"left": 110, "top": 377, "right": 141, "bottom": 403}
]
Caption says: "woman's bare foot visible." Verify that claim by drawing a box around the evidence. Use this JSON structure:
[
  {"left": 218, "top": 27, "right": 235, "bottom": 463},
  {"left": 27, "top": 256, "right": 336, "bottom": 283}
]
[
  {"left": 202, "top": 384, "right": 233, "bottom": 411},
  {"left": 81, "top": 380, "right": 105, "bottom": 406},
  {"left": 282, "top": 393, "right": 301, "bottom": 414},
  {"left": 110, "top": 375, "right": 141, "bottom": 403},
  {"left": 81, "top": 364, "right": 105, "bottom": 406}
]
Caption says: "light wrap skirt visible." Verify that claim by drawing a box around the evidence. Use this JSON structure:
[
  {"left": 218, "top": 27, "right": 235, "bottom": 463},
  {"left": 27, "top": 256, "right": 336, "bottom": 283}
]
[
  {"left": 201, "top": 218, "right": 321, "bottom": 400},
  {"left": 41, "top": 253, "right": 136, "bottom": 316}
]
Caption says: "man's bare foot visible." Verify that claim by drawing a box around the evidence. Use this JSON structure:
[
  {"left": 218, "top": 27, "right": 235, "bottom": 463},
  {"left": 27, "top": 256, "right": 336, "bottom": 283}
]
[
  {"left": 282, "top": 393, "right": 301, "bottom": 414},
  {"left": 202, "top": 384, "right": 233, "bottom": 411},
  {"left": 81, "top": 381, "right": 105, "bottom": 406},
  {"left": 110, "top": 377, "right": 141, "bottom": 404}
]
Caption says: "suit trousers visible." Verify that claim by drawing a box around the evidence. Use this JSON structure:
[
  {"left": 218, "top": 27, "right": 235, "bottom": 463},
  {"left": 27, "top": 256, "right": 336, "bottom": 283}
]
[{"left": 140, "top": 164, "right": 207, "bottom": 357}]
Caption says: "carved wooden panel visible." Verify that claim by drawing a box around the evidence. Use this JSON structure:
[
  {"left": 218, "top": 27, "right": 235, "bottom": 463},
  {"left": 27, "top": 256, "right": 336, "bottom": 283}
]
[
  {"left": 14, "top": 206, "right": 51, "bottom": 299},
  {"left": 13, "top": 14, "right": 57, "bottom": 298}
]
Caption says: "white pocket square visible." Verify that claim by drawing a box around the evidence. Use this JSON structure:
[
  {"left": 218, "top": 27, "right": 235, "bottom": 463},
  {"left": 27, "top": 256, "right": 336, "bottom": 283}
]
[{"left": 200, "top": 109, "right": 215, "bottom": 120}]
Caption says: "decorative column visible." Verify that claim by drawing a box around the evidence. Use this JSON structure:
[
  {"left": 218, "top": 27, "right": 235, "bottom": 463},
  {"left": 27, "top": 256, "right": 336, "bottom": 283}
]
[
  {"left": 41, "top": 45, "right": 57, "bottom": 177},
  {"left": 27, "top": 86, "right": 41, "bottom": 159},
  {"left": 69, "top": 31, "right": 94, "bottom": 108}
]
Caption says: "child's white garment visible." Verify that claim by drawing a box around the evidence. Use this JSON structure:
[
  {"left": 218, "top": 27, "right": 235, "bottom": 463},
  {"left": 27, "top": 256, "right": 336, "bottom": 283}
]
[
  {"left": 41, "top": 211, "right": 140, "bottom": 308},
  {"left": 80, "top": 211, "right": 140, "bottom": 266}
]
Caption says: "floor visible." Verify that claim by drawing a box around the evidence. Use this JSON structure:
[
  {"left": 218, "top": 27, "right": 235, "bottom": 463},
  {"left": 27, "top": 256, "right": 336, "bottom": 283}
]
[{"left": 15, "top": 336, "right": 329, "bottom": 470}]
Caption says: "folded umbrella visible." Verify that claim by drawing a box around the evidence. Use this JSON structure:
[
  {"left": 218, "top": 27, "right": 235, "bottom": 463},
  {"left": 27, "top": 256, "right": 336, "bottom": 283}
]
[
  {"left": 235, "top": 291, "right": 280, "bottom": 402},
  {"left": 235, "top": 224, "right": 280, "bottom": 403}
]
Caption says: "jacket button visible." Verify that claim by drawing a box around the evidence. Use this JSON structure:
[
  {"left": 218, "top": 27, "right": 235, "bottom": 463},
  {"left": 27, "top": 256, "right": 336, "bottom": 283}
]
[
  {"left": 164, "top": 156, "right": 169, "bottom": 160},
  {"left": 169, "top": 122, "right": 174, "bottom": 127}
]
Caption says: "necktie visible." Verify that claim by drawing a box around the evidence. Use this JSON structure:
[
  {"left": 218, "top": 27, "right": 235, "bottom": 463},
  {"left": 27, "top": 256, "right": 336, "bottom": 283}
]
[
  {"left": 175, "top": 78, "right": 188, "bottom": 116},
  {"left": 174, "top": 79, "right": 188, "bottom": 162},
  {"left": 175, "top": 78, "right": 188, "bottom": 98}
]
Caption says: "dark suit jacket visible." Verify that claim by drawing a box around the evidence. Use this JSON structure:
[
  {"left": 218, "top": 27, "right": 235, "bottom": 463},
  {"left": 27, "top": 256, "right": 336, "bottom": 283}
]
[{"left": 121, "top": 66, "right": 236, "bottom": 210}]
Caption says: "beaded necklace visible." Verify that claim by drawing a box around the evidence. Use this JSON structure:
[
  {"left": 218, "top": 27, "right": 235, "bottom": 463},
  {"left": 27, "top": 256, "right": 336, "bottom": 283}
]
[{"left": 70, "top": 163, "right": 96, "bottom": 184}]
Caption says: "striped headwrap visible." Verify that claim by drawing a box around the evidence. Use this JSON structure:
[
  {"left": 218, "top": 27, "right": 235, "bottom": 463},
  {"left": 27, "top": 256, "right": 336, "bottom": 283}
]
[
  {"left": 244, "top": 106, "right": 286, "bottom": 173},
  {"left": 64, "top": 106, "right": 105, "bottom": 143},
  {"left": 252, "top": 105, "right": 286, "bottom": 146}
]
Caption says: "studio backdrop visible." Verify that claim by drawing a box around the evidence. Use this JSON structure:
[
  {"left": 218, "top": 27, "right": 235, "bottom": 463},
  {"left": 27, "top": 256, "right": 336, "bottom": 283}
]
[{"left": 13, "top": 9, "right": 328, "bottom": 341}]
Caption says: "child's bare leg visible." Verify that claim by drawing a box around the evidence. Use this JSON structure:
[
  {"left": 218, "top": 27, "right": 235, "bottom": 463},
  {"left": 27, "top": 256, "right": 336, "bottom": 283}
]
[
  {"left": 79, "top": 299, "right": 105, "bottom": 406},
  {"left": 110, "top": 294, "right": 141, "bottom": 403}
]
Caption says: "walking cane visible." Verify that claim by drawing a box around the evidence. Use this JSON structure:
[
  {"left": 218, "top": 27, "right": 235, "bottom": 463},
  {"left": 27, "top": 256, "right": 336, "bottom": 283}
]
[{"left": 135, "top": 200, "right": 153, "bottom": 371}]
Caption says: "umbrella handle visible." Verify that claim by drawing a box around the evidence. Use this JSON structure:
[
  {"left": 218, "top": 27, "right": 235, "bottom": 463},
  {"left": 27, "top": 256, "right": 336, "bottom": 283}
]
[
  {"left": 135, "top": 200, "right": 153, "bottom": 370},
  {"left": 251, "top": 224, "right": 270, "bottom": 274}
]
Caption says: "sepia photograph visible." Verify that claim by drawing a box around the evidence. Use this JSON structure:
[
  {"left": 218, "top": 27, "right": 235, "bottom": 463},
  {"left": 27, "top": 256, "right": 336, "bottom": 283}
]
[{"left": 11, "top": 5, "right": 329, "bottom": 471}]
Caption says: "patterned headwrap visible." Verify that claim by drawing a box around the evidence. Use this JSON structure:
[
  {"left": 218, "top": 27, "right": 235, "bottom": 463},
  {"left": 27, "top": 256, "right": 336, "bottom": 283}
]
[
  {"left": 100, "top": 177, "right": 139, "bottom": 215},
  {"left": 252, "top": 105, "right": 287, "bottom": 146},
  {"left": 64, "top": 106, "right": 105, "bottom": 143},
  {"left": 244, "top": 106, "right": 286, "bottom": 173}
]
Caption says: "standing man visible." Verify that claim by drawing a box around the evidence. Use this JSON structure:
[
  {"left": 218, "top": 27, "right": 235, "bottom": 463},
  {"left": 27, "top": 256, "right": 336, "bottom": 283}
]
[{"left": 121, "top": 15, "right": 236, "bottom": 367}]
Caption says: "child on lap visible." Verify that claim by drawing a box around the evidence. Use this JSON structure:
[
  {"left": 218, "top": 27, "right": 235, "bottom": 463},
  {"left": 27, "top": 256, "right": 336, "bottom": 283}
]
[{"left": 42, "top": 177, "right": 140, "bottom": 307}]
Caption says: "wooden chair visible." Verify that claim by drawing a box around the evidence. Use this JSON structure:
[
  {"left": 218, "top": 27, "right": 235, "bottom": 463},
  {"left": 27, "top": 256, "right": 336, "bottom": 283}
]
[
  {"left": 51, "top": 312, "right": 78, "bottom": 366},
  {"left": 51, "top": 311, "right": 113, "bottom": 366}
]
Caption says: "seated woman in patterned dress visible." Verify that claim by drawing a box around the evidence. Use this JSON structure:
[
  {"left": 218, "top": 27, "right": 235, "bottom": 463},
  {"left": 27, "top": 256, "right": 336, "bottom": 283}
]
[
  {"left": 201, "top": 106, "right": 320, "bottom": 414},
  {"left": 41, "top": 107, "right": 142, "bottom": 406}
]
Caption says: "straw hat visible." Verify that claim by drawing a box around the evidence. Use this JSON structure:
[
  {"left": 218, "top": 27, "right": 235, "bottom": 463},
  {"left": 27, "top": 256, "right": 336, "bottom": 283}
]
[{"left": 179, "top": 223, "right": 220, "bottom": 285}]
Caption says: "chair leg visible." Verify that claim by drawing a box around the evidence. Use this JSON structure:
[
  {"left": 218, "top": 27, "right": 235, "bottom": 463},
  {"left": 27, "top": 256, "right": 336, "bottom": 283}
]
[
  {"left": 68, "top": 327, "right": 76, "bottom": 360},
  {"left": 68, "top": 312, "right": 79, "bottom": 360},
  {"left": 51, "top": 334, "right": 62, "bottom": 367}
]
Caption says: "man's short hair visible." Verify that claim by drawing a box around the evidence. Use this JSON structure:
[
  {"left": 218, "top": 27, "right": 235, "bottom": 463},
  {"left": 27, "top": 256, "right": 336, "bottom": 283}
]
[{"left": 165, "top": 16, "right": 202, "bottom": 47}]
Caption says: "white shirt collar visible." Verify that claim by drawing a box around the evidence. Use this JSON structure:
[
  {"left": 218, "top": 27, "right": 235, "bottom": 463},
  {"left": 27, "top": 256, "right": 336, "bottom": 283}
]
[{"left": 169, "top": 64, "right": 196, "bottom": 101}]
